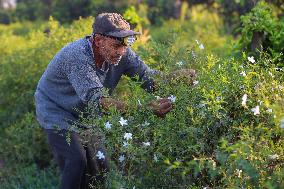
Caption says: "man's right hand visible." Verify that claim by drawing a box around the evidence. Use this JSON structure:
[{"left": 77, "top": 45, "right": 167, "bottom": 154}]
[{"left": 148, "top": 98, "right": 173, "bottom": 118}]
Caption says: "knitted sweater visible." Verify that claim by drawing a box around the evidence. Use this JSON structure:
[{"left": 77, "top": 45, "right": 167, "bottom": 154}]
[{"left": 34, "top": 36, "right": 156, "bottom": 130}]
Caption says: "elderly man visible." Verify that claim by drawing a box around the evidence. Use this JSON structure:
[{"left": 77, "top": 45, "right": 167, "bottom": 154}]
[{"left": 34, "top": 13, "right": 175, "bottom": 189}]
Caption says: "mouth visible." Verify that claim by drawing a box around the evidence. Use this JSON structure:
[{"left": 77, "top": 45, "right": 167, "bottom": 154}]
[{"left": 113, "top": 56, "right": 122, "bottom": 63}]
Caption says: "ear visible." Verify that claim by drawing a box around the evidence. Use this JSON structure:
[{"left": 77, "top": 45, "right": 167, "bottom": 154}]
[{"left": 94, "top": 34, "right": 104, "bottom": 47}]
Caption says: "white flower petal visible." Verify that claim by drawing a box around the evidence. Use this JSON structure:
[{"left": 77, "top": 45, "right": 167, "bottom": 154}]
[
  {"left": 105, "top": 121, "right": 112, "bottom": 130},
  {"left": 168, "top": 95, "right": 176, "bottom": 103},
  {"left": 241, "top": 94, "right": 247, "bottom": 107},
  {"left": 142, "top": 142, "right": 151, "bottom": 147},
  {"left": 248, "top": 56, "right": 255, "bottom": 63},
  {"left": 119, "top": 155, "right": 125, "bottom": 162},
  {"left": 124, "top": 133, "right": 133, "bottom": 140},
  {"left": 96, "top": 151, "right": 105, "bottom": 160},
  {"left": 251, "top": 105, "right": 260, "bottom": 115},
  {"left": 119, "top": 117, "right": 128, "bottom": 126},
  {"left": 193, "top": 80, "right": 199, "bottom": 86}
]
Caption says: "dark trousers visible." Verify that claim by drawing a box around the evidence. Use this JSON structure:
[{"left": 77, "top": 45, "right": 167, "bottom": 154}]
[{"left": 44, "top": 129, "right": 109, "bottom": 189}]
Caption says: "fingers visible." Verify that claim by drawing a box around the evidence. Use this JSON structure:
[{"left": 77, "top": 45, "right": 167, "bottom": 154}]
[
  {"left": 159, "top": 101, "right": 172, "bottom": 109},
  {"left": 158, "top": 98, "right": 171, "bottom": 104},
  {"left": 159, "top": 104, "right": 173, "bottom": 115}
]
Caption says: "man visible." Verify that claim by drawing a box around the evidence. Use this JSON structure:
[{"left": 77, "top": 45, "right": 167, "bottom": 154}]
[{"left": 35, "top": 13, "right": 174, "bottom": 189}]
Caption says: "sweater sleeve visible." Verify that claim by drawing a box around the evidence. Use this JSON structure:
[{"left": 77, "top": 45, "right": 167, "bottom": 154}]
[
  {"left": 122, "top": 48, "right": 160, "bottom": 92},
  {"left": 65, "top": 57, "right": 104, "bottom": 105}
]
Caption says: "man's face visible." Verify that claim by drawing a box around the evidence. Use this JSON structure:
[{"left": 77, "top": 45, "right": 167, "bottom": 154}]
[{"left": 96, "top": 35, "right": 127, "bottom": 65}]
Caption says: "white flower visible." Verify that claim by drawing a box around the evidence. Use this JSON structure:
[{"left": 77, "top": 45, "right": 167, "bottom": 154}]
[
  {"left": 119, "top": 117, "right": 128, "bottom": 126},
  {"left": 240, "top": 71, "right": 246, "bottom": 76},
  {"left": 275, "top": 67, "right": 283, "bottom": 71},
  {"left": 138, "top": 99, "right": 142, "bottom": 106},
  {"left": 191, "top": 51, "right": 196, "bottom": 58},
  {"left": 141, "top": 121, "right": 150, "bottom": 127},
  {"left": 257, "top": 100, "right": 263, "bottom": 105},
  {"left": 168, "top": 95, "right": 176, "bottom": 103},
  {"left": 241, "top": 94, "right": 247, "bottom": 107},
  {"left": 142, "top": 142, "right": 151, "bottom": 147},
  {"left": 124, "top": 133, "right": 133, "bottom": 140},
  {"left": 195, "top": 39, "right": 200, "bottom": 45},
  {"left": 176, "top": 61, "right": 184, "bottom": 66},
  {"left": 280, "top": 118, "right": 284, "bottom": 129},
  {"left": 236, "top": 169, "right": 242, "bottom": 178},
  {"left": 193, "top": 80, "right": 199, "bottom": 86},
  {"left": 266, "top": 108, "right": 273, "bottom": 113},
  {"left": 268, "top": 154, "right": 279, "bottom": 160},
  {"left": 248, "top": 56, "right": 255, "bottom": 63},
  {"left": 154, "top": 154, "right": 158, "bottom": 162},
  {"left": 105, "top": 121, "right": 112, "bottom": 130},
  {"left": 119, "top": 155, "right": 125, "bottom": 162},
  {"left": 96, "top": 151, "right": 105, "bottom": 160},
  {"left": 251, "top": 105, "right": 260, "bottom": 115},
  {"left": 198, "top": 103, "right": 206, "bottom": 108},
  {"left": 155, "top": 96, "right": 162, "bottom": 100},
  {"left": 123, "top": 141, "right": 129, "bottom": 148},
  {"left": 199, "top": 44, "right": 205, "bottom": 50}
]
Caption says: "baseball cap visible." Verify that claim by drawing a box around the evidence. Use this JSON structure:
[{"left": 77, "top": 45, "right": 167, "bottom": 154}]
[{"left": 92, "top": 13, "right": 141, "bottom": 38}]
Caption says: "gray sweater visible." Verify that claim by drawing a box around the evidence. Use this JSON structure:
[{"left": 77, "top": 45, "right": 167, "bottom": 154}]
[{"left": 34, "top": 36, "right": 156, "bottom": 130}]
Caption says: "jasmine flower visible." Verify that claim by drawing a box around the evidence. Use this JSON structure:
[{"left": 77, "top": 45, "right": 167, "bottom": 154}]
[
  {"left": 142, "top": 142, "right": 151, "bottom": 147},
  {"left": 119, "top": 155, "right": 125, "bottom": 162},
  {"left": 193, "top": 80, "right": 199, "bottom": 86},
  {"left": 240, "top": 71, "right": 246, "bottom": 76},
  {"left": 138, "top": 99, "right": 142, "bottom": 106},
  {"left": 241, "top": 94, "right": 247, "bottom": 107},
  {"left": 154, "top": 154, "right": 158, "bottom": 162},
  {"left": 268, "top": 154, "right": 279, "bottom": 160},
  {"left": 199, "top": 44, "right": 205, "bottom": 50},
  {"left": 105, "top": 121, "right": 112, "bottom": 130},
  {"left": 123, "top": 141, "right": 129, "bottom": 148},
  {"left": 168, "top": 95, "right": 176, "bottom": 103},
  {"left": 191, "top": 51, "right": 196, "bottom": 58},
  {"left": 119, "top": 117, "right": 128, "bottom": 126},
  {"left": 266, "top": 108, "right": 273, "bottom": 113},
  {"left": 251, "top": 105, "right": 260, "bottom": 115},
  {"left": 96, "top": 151, "right": 105, "bottom": 160},
  {"left": 236, "top": 169, "right": 242, "bottom": 178},
  {"left": 124, "top": 133, "right": 132, "bottom": 140},
  {"left": 280, "top": 118, "right": 284, "bottom": 129},
  {"left": 142, "top": 121, "right": 150, "bottom": 127},
  {"left": 176, "top": 61, "right": 184, "bottom": 66},
  {"left": 248, "top": 56, "right": 255, "bottom": 63},
  {"left": 155, "top": 96, "right": 162, "bottom": 100}
]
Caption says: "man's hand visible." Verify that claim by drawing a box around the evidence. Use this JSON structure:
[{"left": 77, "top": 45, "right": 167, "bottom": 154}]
[
  {"left": 148, "top": 98, "right": 173, "bottom": 118},
  {"left": 100, "top": 97, "right": 127, "bottom": 113}
]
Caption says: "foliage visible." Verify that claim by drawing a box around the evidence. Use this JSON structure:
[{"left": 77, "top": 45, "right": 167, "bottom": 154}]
[
  {"left": 0, "top": 5, "right": 283, "bottom": 188},
  {"left": 237, "top": 1, "right": 284, "bottom": 67},
  {"left": 85, "top": 48, "right": 284, "bottom": 188}
]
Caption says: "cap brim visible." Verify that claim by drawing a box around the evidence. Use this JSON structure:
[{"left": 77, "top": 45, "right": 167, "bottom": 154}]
[{"left": 106, "top": 30, "right": 141, "bottom": 38}]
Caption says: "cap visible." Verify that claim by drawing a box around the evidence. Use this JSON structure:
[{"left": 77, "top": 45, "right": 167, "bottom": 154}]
[{"left": 92, "top": 13, "right": 141, "bottom": 38}]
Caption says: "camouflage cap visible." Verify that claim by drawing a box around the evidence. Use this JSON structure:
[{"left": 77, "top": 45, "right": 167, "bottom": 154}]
[{"left": 92, "top": 13, "right": 140, "bottom": 38}]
